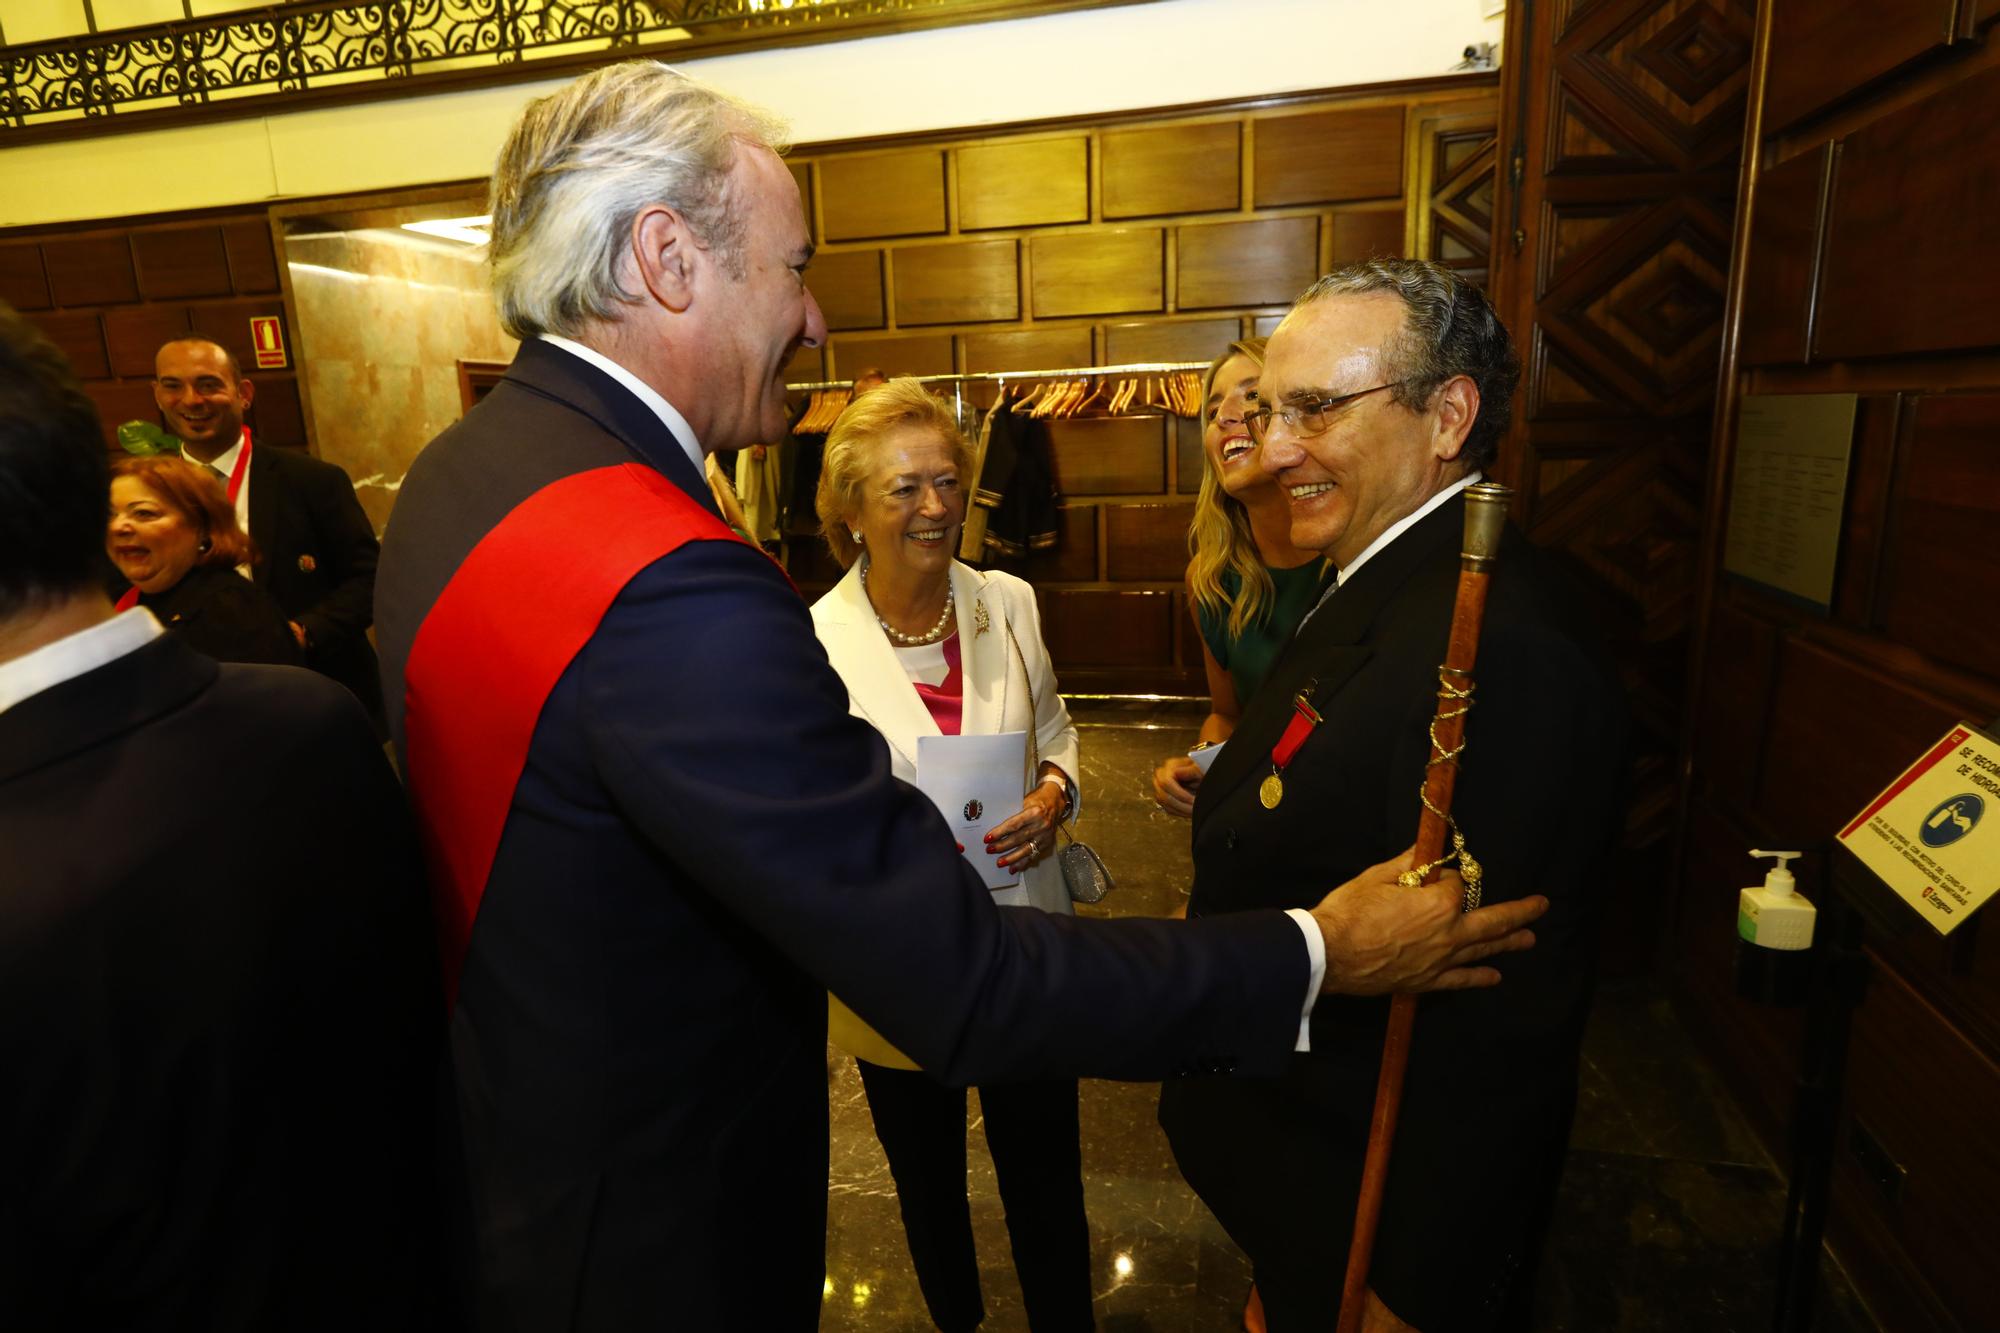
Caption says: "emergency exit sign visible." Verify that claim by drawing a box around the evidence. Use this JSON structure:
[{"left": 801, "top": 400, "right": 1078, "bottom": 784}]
[{"left": 250, "top": 316, "right": 286, "bottom": 369}]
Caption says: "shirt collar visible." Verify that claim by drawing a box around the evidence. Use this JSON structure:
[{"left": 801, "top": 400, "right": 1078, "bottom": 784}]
[
  {"left": 201, "top": 426, "right": 249, "bottom": 476},
  {"left": 1297, "top": 471, "right": 1483, "bottom": 632},
  {"left": 1337, "top": 470, "right": 1482, "bottom": 589},
  {"left": 539, "top": 335, "right": 705, "bottom": 476},
  {"left": 0, "top": 606, "right": 163, "bottom": 715}
]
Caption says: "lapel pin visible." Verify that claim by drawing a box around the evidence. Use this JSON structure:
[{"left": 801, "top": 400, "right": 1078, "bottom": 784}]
[
  {"left": 974, "top": 600, "right": 990, "bottom": 636},
  {"left": 297, "top": 554, "right": 317, "bottom": 573}
]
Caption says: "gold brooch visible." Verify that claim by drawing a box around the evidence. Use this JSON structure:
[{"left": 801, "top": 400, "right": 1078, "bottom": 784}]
[{"left": 974, "top": 600, "right": 990, "bottom": 636}]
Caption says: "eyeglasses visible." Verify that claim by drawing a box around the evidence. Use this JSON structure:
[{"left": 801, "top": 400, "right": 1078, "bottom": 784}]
[{"left": 1244, "top": 381, "right": 1404, "bottom": 441}]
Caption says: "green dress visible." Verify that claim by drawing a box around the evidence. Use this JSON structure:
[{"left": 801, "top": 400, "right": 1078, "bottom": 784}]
[{"left": 1194, "top": 560, "right": 1325, "bottom": 706}]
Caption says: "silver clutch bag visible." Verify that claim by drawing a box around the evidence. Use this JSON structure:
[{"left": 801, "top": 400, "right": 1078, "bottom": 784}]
[{"left": 1058, "top": 832, "right": 1113, "bottom": 905}]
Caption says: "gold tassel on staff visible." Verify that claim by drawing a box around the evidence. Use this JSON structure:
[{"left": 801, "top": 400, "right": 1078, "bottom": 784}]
[{"left": 1335, "top": 481, "right": 1512, "bottom": 1333}]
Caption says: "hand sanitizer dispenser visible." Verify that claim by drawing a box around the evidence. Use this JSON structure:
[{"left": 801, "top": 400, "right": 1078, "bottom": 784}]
[
  {"left": 1738, "top": 849, "right": 1815, "bottom": 951},
  {"left": 1735, "top": 849, "right": 1816, "bottom": 1006}
]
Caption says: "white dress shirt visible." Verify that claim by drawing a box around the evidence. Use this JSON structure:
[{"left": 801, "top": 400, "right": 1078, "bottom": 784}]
[
  {"left": 0, "top": 607, "right": 162, "bottom": 715},
  {"left": 196, "top": 428, "right": 255, "bottom": 579},
  {"left": 539, "top": 335, "right": 706, "bottom": 477}
]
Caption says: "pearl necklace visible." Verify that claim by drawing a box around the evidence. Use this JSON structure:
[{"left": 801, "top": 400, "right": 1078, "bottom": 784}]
[{"left": 861, "top": 559, "right": 955, "bottom": 645}]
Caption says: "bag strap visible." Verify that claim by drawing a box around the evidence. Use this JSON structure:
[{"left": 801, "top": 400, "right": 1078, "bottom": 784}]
[{"left": 1003, "top": 613, "right": 1075, "bottom": 839}]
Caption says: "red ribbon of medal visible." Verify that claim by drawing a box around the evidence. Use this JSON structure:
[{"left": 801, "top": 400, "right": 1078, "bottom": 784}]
[{"left": 1259, "top": 683, "right": 1321, "bottom": 809}]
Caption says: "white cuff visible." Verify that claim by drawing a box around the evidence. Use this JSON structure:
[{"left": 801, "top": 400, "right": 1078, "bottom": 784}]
[{"left": 1283, "top": 908, "right": 1325, "bottom": 1052}]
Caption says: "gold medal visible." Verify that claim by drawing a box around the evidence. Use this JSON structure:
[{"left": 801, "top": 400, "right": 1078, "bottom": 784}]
[{"left": 1259, "top": 773, "right": 1284, "bottom": 809}]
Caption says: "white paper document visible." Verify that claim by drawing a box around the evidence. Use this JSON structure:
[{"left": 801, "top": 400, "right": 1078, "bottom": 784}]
[
  {"left": 917, "top": 731, "right": 1027, "bottom": 891},
  {"left": 1187, "top": 740, "right": 1225, "bottom": 776}
]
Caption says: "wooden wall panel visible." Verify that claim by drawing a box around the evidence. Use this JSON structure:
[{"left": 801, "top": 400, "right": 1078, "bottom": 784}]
[
  {"left": 1018, "top": 504, "right": 1100, "bottom": 583},
  {"left": 1177, "top": 215, "right": 1319, "bottom": 309},
  {"left": 828, "top": 331, "right": 954, "bottom": 379},
  {"left": 1839, "top": 960, "right": 2000, "bottom": 1333},
  {"left": 1176, "top": 413, "right": 1205, "bottom": 494},
  {"left": 0, "top": 242, "right": 51, "bottom": 309},
  {"left": 820, "top": 150, "right": 947, "bottom": 241},
  {"left": 1030, "top": 229, "right": 1163, "bottom": 318},
  {"left": 811, "top": 249, "right": 885, "bottom": 331},
  {"left": 962, "top": 326, "right": 1092, "bottom": 374},
  {"left": 82, "top": 380, "right": 162, "bottom": 447},
  {"left": 1738, "top": 144, "right": 1827, "bottom": 366},
  {"left": 1102, "top": 122, "right": 1240, "bottom": 218},
  {"left": 1103, "top": 317, "right": 1239, "bottom": 364},
  {"left": 1763, "top": 0, "right": 1959, "bottom": 134},
  {"left": 958, "top": 137, "right": 1089, "bottom": 231},
  {"left": 1331, "top": 208, "right": 1407, "bottom": 262},
  {"left": 191, "top": 298, "right": 287, "bottom": 377},
  {"left": 1254, "top": 106, "right": 1405, "bottom": 206},
  {"left": 1753, "top": 636, "right": 1960, "bottom": 857},
  {"left": 1046, "top": 415, "right": 1166, "bottom": 494},
  {"left": 220, "top": 219, "right": 280, "bottom": 294},
  {"left": 102, "top": 304, "right": 190, "bottom": 376},
  {"left": 893, "top": 239, "right": 1019, "bottom": 326},
  {"left": 1877, "top": 395, "right": 2000, "bottom": 677},
  {"left": 1105, "top": 502, "right": 1194, "bottom": 581},
  {"left": 1816, "top": 63, "right": 2000, "bottom": 360},
  {"left": 1682, "top": 4, "right": 2000, "bottom": 1321},
  {"left": 1037, "top": 588, "right": 1174, "bottom": 666},
  {"left": 37, "top": 310, "right": 110, "bottom": 380},
  {"left": 42, "top": 235, "right": 137, "bottom": 306},
  {"left": 1689, "top": 600, "right": 1780, "bottom": 812},
  {"left": 132, "top": 226, "right": 234, "bottom": 300},
  {"left": 250, "top": 374, "right": 307, "bottom": 448}
]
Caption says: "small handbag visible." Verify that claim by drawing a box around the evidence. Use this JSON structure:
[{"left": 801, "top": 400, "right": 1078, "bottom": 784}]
[{"left": 1006, "top": 618, "right": 1115, "bottom": 905}]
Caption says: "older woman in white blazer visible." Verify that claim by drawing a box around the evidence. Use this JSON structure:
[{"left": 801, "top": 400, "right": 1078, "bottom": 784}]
[{"left": 811, "top": 379, "right": 1093, "bottom": 1333}]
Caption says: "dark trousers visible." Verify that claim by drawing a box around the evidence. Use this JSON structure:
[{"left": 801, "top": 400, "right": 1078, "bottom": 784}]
[{"left": 856, "top": 1059, "right": 1095, "bottom": 1333}]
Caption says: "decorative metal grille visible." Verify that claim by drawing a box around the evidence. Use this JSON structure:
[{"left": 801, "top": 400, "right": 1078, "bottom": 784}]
[{"left": 0, "top": 0, "right": 1106, "bottom": 136}]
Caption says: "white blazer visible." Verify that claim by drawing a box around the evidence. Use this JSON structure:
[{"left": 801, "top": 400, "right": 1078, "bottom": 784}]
[{"left": 810, "top": 559, "right": 1080, "bottom": 917}]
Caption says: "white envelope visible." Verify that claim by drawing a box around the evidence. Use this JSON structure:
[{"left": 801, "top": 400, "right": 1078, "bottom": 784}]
[{"left": 917, "top": 731, "right": 1027, "bottom": 891}]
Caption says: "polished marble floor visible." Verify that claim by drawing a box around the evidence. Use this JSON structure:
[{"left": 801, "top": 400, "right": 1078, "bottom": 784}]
[{"left": 820, "top": 703, "right": 1881, "bottom": 1332}]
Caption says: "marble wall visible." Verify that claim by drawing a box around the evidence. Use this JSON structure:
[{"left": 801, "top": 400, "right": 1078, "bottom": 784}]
[{"left": 286, "top": 228, "right": 514, "bottom": 531}]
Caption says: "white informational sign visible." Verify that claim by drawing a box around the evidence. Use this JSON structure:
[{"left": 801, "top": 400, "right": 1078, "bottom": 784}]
[
  {"left": 918, "top": 731, "right": 1026, "bottom": 891},
  {"left": 1837, "top": 724, "right": 2000, "bottom": 936},
  {"left": 1723, "top": 393, "right": 1858, "bottom": 609}
]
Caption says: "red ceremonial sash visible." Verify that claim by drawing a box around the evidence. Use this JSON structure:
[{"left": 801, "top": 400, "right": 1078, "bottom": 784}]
[
  {"left": 401, "top": 462, "right": 746, "bottom": 1008},
  {"left": 115, "top": 429, "right": 255, "bottom": 612}
]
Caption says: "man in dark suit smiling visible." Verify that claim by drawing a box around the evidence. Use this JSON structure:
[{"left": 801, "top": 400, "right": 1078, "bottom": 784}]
[
  {"left": 1159, "top": 261, "right": 1629, "bottom": 1333},
  {"left": 153, "top": 335, "right": 385, "bottom": 728},
  {"left": 374, "top": 63, "right": 1554, "bottom": 1332}
]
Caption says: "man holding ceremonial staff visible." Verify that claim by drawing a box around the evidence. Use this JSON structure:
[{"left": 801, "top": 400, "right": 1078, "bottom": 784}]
[
  {"left": 1158, "top": 260, "right": 1629, "bottom": 1333},
  {"left": 374, "top": 65, "right": 1552, "bottom": 1331}
]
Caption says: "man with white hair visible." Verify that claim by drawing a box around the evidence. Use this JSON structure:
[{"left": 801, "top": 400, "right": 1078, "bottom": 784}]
[{"left": 376, "top": 62, "right": 1549, "bottom": 1329}]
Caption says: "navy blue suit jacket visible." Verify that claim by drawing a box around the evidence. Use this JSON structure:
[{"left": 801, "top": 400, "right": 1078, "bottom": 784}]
[
  {"left": 375, "top": 339, "right": 1315, "bottom": 1331},
  {"left": 1160, "top": 493, "right": 1629, "bottom": 1331}
]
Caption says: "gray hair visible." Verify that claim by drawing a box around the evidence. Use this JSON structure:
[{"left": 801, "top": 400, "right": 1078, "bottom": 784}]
[
  {"left": 487, "top": 61, "right": 789, "bottom": 340},
  {"left": 1293, "top": 259, "right": 1519, "bottom": 471}
]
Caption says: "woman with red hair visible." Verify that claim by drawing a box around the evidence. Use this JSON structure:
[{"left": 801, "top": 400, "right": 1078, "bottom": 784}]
[{"left": 107, "top": 455, "right": 302, "bottom": 666}]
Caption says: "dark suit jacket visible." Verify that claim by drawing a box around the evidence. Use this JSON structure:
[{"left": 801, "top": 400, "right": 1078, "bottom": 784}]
[
  {"left": 248, "top": 443, "right": 384, "bottom": 727},
  {"left": 1159, "top": 493, "right": 1628, "bottom": 1332},
  {"left": 141, "top": 562, "right": 304, "bottom": 667},
  {"left": 374, "top": 339, "right": 1315, "bottom": 1331},
  {"left": 0, "top": 634, "right": 443, "bottom": 1330}
]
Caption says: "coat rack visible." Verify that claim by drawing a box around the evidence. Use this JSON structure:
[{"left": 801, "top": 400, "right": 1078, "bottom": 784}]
[{"left": 786, "top": 359, "right": 1211, "bottom": 431}]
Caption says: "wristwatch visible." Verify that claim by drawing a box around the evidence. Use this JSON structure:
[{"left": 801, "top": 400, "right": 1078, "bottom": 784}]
[{"left": 1038, "top": 770, "right": 1074, "bottom": 821}]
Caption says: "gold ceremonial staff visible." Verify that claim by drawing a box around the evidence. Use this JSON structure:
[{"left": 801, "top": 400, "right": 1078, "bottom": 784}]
[{"left": 1335, "top": 481, "right": 1513, "bottom": 1333}]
